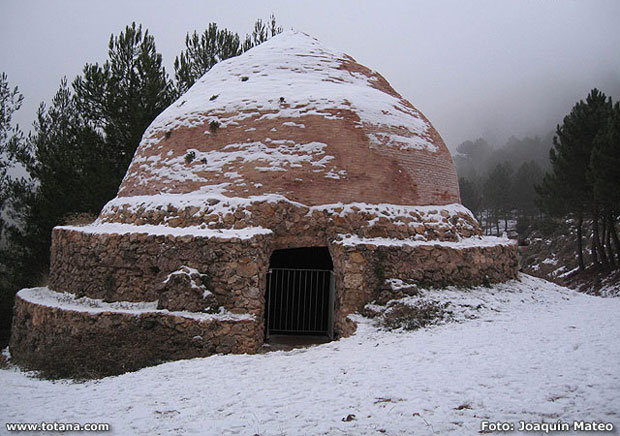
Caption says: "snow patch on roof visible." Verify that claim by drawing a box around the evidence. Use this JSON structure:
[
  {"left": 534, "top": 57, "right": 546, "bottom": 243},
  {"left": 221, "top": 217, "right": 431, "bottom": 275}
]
[{"left": 125, "top": 140, "right": 338, "bottom": 193}]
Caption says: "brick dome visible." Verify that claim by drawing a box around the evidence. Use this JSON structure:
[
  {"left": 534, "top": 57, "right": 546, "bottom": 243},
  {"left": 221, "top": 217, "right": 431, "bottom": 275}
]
[{"left": 117, "top": 30, "right": 460, "bottom": 206}]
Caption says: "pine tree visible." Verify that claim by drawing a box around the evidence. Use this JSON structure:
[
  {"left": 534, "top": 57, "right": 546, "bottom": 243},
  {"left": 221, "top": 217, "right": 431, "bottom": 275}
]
[
  {"left": 174, "top": 15, "right": 283, "bottom": 95},
  {"left": 7, "top": 78, "right": 110, "bottom": 286},
  {"left": 513, "top": 160, "right": 543, "bottom": 219},
  {"left": 0, "top": 73, "right": 25, "bottom": 237},
  {"left": 458, "top": 176, "right": 482, "bottom": 221},
  {"left": 174, "top": 24, "right": 242, "bottom": 95},
  {"left": 0, "top": 73, "right": 25, "bottom": 344},
  {"left": 242, "top": 14, "right": 283, "bottom": 51},
  {"left": 74, "top": 22, "right": 175, "bottom": 185},
  {"left": 590, "top": 102, "right": 620, "bottom": 264},
  {"left": 537, "top": 89, "right": 614, "bottom": 269},
  {"left": 483, "top": 162, "right": 513, "bottom": 235}
]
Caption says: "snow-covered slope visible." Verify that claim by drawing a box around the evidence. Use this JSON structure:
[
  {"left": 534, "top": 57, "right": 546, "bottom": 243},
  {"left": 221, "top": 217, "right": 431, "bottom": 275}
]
[{"left": 2, "top": 275, "right": 618, "bottom": 435}]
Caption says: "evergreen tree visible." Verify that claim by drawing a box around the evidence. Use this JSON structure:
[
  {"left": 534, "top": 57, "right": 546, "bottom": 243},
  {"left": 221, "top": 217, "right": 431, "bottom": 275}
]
[
  {"left": 458, "top": 176, "right": 482, "bottom": 220},
  {"left": 242, "top": 14, "right": 283, "bottom": 51},
  {"left": 537, "top": 89, "right": 614, "bottom": 269},
  {"left": 513, "top": 160, "right": 543, "bottom": 218},
  {"left": 7, "top": 78, "right": 110, "bottom": 286},
  {"left": 591, "top": 102, "right": 620, "bottom": 207},
  {"left": 0, "top": 73, "right": 24, "bottom": 237},
  {"left": 453, "top": 138, "right": 493, "bottom": 181},
  {"left": 174, "top": 24, "right": 242, "bottom": 95},
  {"left": 174, "top": 15, "right": 283, "bottom": 95},
  {"left": 483, "top": 162, "right": 513, "bottom": 235},
  {"left": 590, "top": 102, "right": 620, "bottom": 264},
  {"left": 74, "top": 22, "right": 175, "bottom": 185},
  {"left": 0, "top": 73, "right": 25, "bottom": 344}
]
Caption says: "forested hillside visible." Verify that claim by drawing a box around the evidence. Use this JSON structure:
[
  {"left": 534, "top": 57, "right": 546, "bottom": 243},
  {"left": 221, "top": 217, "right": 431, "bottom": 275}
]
[{"left": 455, "top": 89, "right": 620, "bottom": 295}]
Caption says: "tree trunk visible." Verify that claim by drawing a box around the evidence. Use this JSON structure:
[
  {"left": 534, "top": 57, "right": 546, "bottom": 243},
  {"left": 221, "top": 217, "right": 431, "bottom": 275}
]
[
  {"left": 485, "top": 210, "right": 489, "bottom": 235},
  {"left": 495, "top": 214, "right": 500, "bottom": 236},
  {"left": 576, "top": 214, "right": 585, "bottom": 271},
  {"left": 604, "top": 213, "right": 615, "bottom": 268},
  {"left": 610, "top": 214, "right": 620, "bottom": 264},
  {"left": 591, "top": 217, "right": 599, "bottom": 266},
  {"left": 592, "top": 206, "right": 609, "bottom": 269}
]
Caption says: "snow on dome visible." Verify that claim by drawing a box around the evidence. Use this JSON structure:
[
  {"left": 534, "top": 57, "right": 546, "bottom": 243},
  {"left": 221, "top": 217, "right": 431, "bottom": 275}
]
[
  {"left": 146, "top": 30, "right": 434, "bottom": 150},
  {"left": 115, "top": 30, "right": 460, "bottom": 207}
]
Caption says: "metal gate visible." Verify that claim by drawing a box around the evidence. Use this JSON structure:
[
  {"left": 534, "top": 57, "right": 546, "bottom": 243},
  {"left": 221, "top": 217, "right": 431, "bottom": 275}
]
[{"left": 265, "top": 268, "right": 334, "bottom": 339}]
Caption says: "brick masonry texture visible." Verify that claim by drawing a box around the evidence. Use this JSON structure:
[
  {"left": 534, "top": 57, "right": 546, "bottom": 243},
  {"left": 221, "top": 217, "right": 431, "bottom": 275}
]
[{"left": 119, "top": 111, "right": 460, "bottom": 206}]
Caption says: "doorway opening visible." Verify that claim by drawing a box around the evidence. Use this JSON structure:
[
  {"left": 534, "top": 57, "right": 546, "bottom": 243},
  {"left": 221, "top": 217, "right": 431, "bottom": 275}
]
[{"left": 265, "top": 247, "right": 334, "bottom": 341}]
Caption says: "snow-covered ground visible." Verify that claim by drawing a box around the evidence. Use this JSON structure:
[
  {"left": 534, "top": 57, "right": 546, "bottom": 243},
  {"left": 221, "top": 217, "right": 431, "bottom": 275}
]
[{"left": 1, "top": 274, "right": 619, "bottom": 435}]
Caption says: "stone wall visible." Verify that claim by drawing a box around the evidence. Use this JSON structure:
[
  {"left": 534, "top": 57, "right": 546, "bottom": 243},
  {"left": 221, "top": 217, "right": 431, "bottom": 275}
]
[
  {"left": 18, "top": 208, "right": 521, "bottom": 377},
  {"left": 330, "top": 239, "right": 519, "bottom": 334},
  {"left": 49, "top": 227, "right": 272, "bottom": 317},
  {"left": 9, "top": 292, "right": 260, "bottom": 377},
  {"left": 49, "top": 224, "right": 517, "bottom": 341}
]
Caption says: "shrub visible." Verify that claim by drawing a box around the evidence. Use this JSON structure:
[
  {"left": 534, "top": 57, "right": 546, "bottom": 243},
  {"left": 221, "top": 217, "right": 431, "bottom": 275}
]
[
  {"left": 240, "top": 76, "right": 249, "bottom": 82},
  {"left": 209, "top": 120, "right": 220, "bottom": 133},
  {"left": 380, "top": 300, "right": 449, "bottom": 331},
  {"left": 185, "top": 151, "right": 196, "bottom": 163},
  {"left": 482, "top": 275, "right": 491, "bottom": 288},
  {"left": 209, "top": 94, "right": 219, "bottom": 101}
]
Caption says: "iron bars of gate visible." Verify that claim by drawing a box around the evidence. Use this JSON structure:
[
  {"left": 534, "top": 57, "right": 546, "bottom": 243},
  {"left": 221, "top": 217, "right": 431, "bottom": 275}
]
[{"left": 265, "top": 268, "right": 334, "bottom": 339}]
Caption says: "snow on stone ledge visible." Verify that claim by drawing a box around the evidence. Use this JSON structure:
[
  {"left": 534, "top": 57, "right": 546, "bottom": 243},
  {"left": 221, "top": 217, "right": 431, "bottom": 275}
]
[
  {"left": 312, "top": 201, "right": 475, "bottom": 220},
  {"left": 335, "top": 234, "right": 516, "bottom": 249},
  {"left": 17, "top": 287, "right": 255, "bottom": 322},
  {"left": 100, "top": 191, "right": 307, "bottom": 221},
  {"left": 101, "top": 191, "right": 473, "bottom": 222},
  {"left": 57, "top": 223, "right": 272, "bottom": 240}
]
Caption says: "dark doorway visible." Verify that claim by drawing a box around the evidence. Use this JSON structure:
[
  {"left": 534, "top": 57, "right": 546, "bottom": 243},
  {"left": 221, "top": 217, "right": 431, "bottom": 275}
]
[{"left": 265, "top": 247, "right": 334, "bottom": 339}]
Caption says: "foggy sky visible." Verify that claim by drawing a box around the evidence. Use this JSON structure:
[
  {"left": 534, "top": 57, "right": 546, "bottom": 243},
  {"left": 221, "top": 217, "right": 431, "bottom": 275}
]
[{"left": 1, "top": 0, "right": 619, "bottom": 151}]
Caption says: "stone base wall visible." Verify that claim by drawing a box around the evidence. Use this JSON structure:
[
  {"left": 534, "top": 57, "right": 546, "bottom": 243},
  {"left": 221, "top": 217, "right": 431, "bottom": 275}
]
[
  {"left": 330, "top": 240, "right": 519, "bottom": 334},
  {"left": 9, "top": 292, "right": 260, "bottom": 378},
  {"left": 49, "top": 228, "right": 272, "bottom": 316},
  {"left": 14, "top": 211, "right": 520, "bottom": 377}
]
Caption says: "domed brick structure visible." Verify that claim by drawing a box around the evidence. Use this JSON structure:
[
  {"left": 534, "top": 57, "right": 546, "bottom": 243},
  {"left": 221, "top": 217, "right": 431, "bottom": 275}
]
[{"left": 10, "top": 31, "right": 518, "bottom": 376}]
